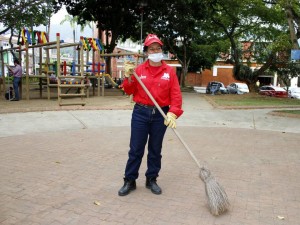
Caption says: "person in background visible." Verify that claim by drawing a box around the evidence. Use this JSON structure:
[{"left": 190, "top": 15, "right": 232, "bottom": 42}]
[
  {"left": 7, "top": 59, "right": 22, "bottom": 101},
  {"left": 256, "top": 80, "right": 260, "bottom": 87},
  {"left": 118, "top": 34, "right": 183, "bottom": 196}
]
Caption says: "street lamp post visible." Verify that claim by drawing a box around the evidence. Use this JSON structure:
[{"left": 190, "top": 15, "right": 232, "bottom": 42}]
[
  {"left": 140, "top": 10, "right": 143, "bottom": 53},
  {"left": 139, "top": 1, "right": 147, "bottom": 53}
]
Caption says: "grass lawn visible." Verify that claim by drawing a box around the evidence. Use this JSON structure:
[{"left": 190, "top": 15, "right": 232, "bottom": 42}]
[
  {"left": 205, "top": 93, "right": 300, "bottom": 107},
  {"left": 274, "top": 110, "right": 300, "bottom": 115},
  {"left": 204, "top": 93, "right": 300, "bottom": 117}
]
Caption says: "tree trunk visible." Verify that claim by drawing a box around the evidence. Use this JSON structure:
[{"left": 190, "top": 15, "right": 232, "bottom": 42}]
[
  {"left": 47, "top": 16, "right": 51, "bottom": 40},
  {"left": 9, "top": 29, "right": 13, "bottom": 48},
  {"left": 8, "top": 28, "right": 18, "bottom": 60},
  {"left": 104, "top": 30, "right": 111, "bottom": 75},
  {"left": 0, "top": 27, "right": 10, "bottom": 35},
  {"left": 255, "top": 53, "right": 275, "bottom": 77},
  {"left": 180, "top": 45, "right": 187, "bottom": 87},
  {"left": 286, "top": 6, "right": 300, "bottom": 49}
]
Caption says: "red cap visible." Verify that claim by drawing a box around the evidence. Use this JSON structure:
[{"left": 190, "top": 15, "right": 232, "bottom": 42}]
[{"left": 144, "top": 34, "right": 163, "bottom": 47}]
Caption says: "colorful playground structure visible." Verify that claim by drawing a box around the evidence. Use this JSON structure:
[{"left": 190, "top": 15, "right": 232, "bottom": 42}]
[{"left": 0, "top": 28, "right": 143, "bottom": 106}]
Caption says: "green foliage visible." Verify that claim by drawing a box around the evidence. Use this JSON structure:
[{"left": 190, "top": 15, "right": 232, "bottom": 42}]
[
  {"left": 278, "top": 0, "right": 300, "bottom": 48},
  {"left": 233, "top": 64, "right": 254, "bottom": 83},
  {"left": 139, "top": 0, "right": 220, "bottom": 85},
  {"left": 202, "top": 0, "right": 295, "bottom": 89},
  {"left": 53, "top": 0, "right": 141, "bottom": 53},
  {"left": 189, "top": 40, "right": 230, "bottom": 71},
  {"left": 273, "top": 110, "right": 300, "bottom": 115},
  {"left": 60, "top": 15, "right": 91, "bottom": 32},
  {"left": 0, "top": 0, "right": 54, "bottom": 35},
  {"left": 52, "top": 0, "right": 146, "bottom": 75},
  {"left": 48, "top": 0, "right": 299, "bottom": 88},
  {"left": 207, "top": 94, "right": 300, "bottom": 107},
  {"left": 52, "top": 0, "right": 221, "bottom": 86},
  {"left": 270, "top": 61, "right": 300, "bottom": 87}
]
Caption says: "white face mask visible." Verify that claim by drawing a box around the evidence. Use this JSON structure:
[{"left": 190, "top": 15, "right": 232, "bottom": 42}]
[{"left": 148, "top": 53, "right": 163, "bottom": 63}]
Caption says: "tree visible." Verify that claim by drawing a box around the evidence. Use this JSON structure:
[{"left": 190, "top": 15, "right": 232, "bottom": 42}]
[
  {"left": 138, "top": 0, "right": 225, "bottom": 86},
  {"left": 271, "top": 61, "right": 300, "bottom": 88},
  {"left": 203, "top": 0, "right": 289, "bottom": 90},
  {"left": 276, "top": 0, "right": 300, "bottom": 49},
  {"left": 0, "top": 0, "right": 54, "bottom": 37},
  {"left": 268, "top": 36, "right": 300, "bottom": 88},
  {"left": 1, "top": 0, "right": 55, "bottom": 70},
  {"left": 52, "top": 0, "right": 143, "bottom": 74},
  {"left": 52, "top": 0, "right": 223, "bottom": 84},
  {"left": 262, "top": 0, "right": 300, "bottom": 86}
]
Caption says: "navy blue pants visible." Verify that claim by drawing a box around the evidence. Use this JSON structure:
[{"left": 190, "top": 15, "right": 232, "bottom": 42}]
[
  {"left": 124, "top": 104, "right": 169, "bottom": 180},
  {"left": 13, "top": 77, "right": 21, "bottom": 100}
]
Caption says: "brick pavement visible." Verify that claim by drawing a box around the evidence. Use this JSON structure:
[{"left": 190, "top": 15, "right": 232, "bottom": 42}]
[{"left": 0, "top": 93, "right": 300, "bottom": 225}]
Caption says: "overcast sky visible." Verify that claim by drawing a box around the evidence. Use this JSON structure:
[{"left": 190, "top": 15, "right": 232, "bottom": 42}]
[
  {"left": 49, "top": 7, "right": 93, "bottom": 42},
  {"left": 34, "top": 6, "right": 93, "bottom": 43},
  {"left": 51, "top": 7, "right": 68, "bottom": 25}
]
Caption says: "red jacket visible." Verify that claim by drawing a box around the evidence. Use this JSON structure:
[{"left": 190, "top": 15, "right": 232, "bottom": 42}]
[{"left": 123, "top": 60, "right": 183, "bottom": 118}]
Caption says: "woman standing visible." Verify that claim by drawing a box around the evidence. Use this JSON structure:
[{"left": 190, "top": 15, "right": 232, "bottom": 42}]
[
  {"left": 7, "top": 59, "right": 22, "bottom": 101},
  {"left": 118, "top": 34, "right": 183, "bottom": 196}
]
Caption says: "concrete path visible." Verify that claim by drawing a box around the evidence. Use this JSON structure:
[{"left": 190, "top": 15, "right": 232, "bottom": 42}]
[
  {"left": 0, "top": 93, "right": 300, "bottom": 225},
  {"left": 1, "top": 93, "right": 300, "bottom": 138}
]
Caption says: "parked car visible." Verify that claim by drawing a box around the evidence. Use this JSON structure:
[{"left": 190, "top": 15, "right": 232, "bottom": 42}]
[
  {"left": 288, "top": 87, "right": 300, "bottom": 99},
  {"left": 226, "top": 83, "right": 249, "bottom": 94},
  {"left": 259, "top": 85, "right": 287, "bottom": 98},
  {"left": 206, "top": 81, "right": 227, "bottom": 94}
]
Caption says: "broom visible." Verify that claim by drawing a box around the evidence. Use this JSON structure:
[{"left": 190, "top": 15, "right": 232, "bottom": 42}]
[{"left": 132, "top": 70, "right": 230, "bottom": 216}]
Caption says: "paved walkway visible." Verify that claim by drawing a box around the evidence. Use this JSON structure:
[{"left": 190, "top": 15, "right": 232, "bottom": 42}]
[{"left": 0, "top": 93, "right": 300, "bottom": 225}]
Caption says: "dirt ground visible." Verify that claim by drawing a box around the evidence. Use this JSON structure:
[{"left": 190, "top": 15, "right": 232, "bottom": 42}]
[{"left": 0, "top": 83, "right": 134, "bottom": 113}]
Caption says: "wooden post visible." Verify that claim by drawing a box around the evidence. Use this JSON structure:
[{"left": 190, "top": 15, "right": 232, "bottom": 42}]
[
  {"left": 25, "top": 42, "right": 29, "bottom": 100},
  {"left": 86, "top": 48, "right": 89, "bottom": 67},
  {"left": 97, "top": 50, "right": 101, "bottom": 96},
  {"left": 0, "top": 47, "right": 5, "bottom": 95},
  {"left": 39, "top": 47, "right": 43, "bottom": 98},
  {"left": 56, "top": 33, "right": 62, "bottom": 105},
  {"left": 77, "top": 47, "right": 80, "bottom": 73},
  {"left": 19, "top": 45, "right": 22, "bottom": 99},
  {"left": 80, "top": 38, "right": 84, "bottom": 102},
  {"left": 86, "top": 47, "right": 89, "bottom": 98},
  {"left": 101, "top": 50, "right": 105, "bottom": 97},
  {"left": 46, "top": 49, "right": 50, "bottom": 100}
]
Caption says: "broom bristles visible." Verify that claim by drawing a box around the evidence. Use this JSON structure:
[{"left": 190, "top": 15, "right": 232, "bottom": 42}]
[{"left": 199, "top": 167, "right": 230, "bottom": 216}]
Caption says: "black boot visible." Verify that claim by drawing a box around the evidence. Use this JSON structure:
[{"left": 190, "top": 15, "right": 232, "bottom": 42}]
[
  {"left": 118, "top": 178, "right": 136, "bottom": 196},
  {"left": 146, "top": 177, "right": 162, "bottom": 195}
]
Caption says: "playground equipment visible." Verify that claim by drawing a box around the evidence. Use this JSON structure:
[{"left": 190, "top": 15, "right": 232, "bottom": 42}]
[
  {"left": 0, "top": 28, "right": 145, "bottom": 105},
  {"left": 18, "top": 28, "right": 49, "bottom": 45},
  {"left": 0, "top": 28, "right": 64, "bottom": 100},
  {"left": 41, "top": 34, "right": 93, "bottom": 106}
]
